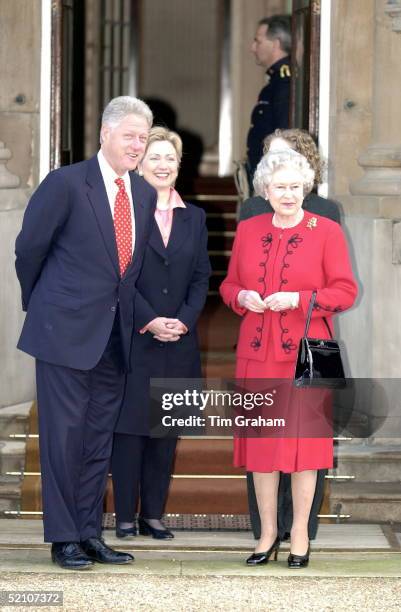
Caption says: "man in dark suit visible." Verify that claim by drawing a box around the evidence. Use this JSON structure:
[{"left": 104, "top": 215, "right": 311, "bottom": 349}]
[
  {"left": 15, "top": 96, "right": 157, "bottom": 569},
  {"left": 247, "top": 15, "right": 292, "bottom": 179}
]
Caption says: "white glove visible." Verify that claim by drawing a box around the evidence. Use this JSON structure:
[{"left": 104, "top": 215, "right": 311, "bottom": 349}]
[
  {"left": 264, "top": 292, "right": 299, "bottom": 312},
  {"left": 237, "top": 290, "right": 266, "bottom": 313}
]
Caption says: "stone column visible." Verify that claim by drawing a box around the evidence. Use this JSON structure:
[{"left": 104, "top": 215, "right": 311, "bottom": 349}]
[
  {"left": 337, "top": 0, "right": 401, "bottom": 386},
  {"left": 0, "top": 0, "right": 40, "bottom": 414},
  {"left": 0, "top": 143, "right": 35, "bottom": 409},
  {"left": 350, "top": 0, "right": 401, "bottom": 204}
]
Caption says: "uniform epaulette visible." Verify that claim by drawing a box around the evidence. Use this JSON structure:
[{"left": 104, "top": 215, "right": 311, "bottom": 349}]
[{"left": 280, "top": 64, "right": 291, "bottom": 78}]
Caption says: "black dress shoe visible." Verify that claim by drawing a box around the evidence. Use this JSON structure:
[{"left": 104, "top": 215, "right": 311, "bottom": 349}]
[
  {"left": 51, "top": 542, "right": 93, "bottom": 570},
  {"left": 246, "top": 536, "right": 280, "bottom": 566},
  {"left": 138, "top": 518, "right": 174, "bottom": 539},
  {"left": 80, "top": 537, "right": 134, "bottom": 564},
  {"left": 115, "top": 525, "right": 137, "bottom": 538},
  {"left": 287, "top": 543, "right": 310, "bottom": 568}
]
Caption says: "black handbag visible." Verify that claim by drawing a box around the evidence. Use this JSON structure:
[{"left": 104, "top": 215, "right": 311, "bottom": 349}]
[{"left": 294, "top": 291, "right": 346, "bottom": 388}]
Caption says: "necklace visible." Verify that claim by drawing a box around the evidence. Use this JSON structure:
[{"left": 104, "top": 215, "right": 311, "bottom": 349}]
[{"left": 272, "top": 208, "right": 304, "bottom": 229}]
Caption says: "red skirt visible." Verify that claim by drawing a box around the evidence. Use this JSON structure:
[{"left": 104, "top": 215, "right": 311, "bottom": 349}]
[{"left": 233, "top": 346, "right": 333, "bottom": 473}]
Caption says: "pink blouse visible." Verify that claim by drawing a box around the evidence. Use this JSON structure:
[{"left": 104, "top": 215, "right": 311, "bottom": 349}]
[{"left": 154, "top": 188, "right": 186, "bottom": 247}]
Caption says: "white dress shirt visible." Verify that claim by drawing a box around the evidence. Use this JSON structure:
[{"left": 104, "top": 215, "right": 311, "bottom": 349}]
[{"left": 97, "top": 150, "right": 136, "bottom": 255}]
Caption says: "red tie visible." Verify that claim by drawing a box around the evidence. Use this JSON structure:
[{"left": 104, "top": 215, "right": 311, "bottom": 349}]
[{"left": 114, "top": 178, "right": 132, "bottom": 276}]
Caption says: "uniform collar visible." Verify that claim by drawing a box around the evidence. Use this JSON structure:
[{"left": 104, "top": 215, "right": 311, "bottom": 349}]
[{"left": 266, "top": 55, "right": 291, "bottom": 77}]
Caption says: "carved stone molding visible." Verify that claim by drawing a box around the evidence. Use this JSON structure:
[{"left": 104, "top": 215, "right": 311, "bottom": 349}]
[
  {"left": 384, "top": 0, "right": 401, "bottom": 31},
  {"left": 0, "top": 141, "right": 20, "bottom": 189},
  {"left": 0, "top": 141, "right": 30, "bottom": 211},
  {"left": 351, "top": 145, "right": 401, "bottom": 196}
]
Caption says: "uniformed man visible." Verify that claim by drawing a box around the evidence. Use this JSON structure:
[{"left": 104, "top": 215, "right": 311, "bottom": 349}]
[{"left": 247, "top": 15, "right": 291, "bottom": 178}]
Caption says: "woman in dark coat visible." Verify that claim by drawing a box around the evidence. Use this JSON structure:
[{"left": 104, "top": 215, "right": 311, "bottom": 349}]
[{"left": 111, "top": 127, "right": 210, "bottom": 539}]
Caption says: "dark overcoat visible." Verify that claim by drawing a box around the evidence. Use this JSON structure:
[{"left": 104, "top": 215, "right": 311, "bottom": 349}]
[{"left": 115, "top": 203, "right": 211, "bottom": 435}]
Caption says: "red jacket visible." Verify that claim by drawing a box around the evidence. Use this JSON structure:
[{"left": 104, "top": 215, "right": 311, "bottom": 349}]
[{"left": 220, "top": 211, "right": 358, "bottom": 363}]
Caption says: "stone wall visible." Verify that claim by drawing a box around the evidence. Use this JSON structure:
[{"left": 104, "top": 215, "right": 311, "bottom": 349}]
[
  {"left": 331, "top": 0, "right": 401, "bottom": 445},
  {"left": 0, "top": 0, "right": 41, "bottom": 408}
]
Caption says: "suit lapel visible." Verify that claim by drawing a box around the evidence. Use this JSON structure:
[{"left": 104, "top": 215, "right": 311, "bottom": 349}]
[
  {"left": 122, "top": 172, "right": 152, "bottom": 279},
  {"left": 167, "top": 207, "right": 190, "bottom": 257},
  {"left": 148, "top": 218, "right": 167, "bottom": 258},
  {"left": 130, "top": 172, "right": 146, "bottom": 259},
  {"left": 147, "top": 206, "right": 191, "bottom": 259},
  {"left": 86, "top": 156, "right": 120, "bottom": 276}
]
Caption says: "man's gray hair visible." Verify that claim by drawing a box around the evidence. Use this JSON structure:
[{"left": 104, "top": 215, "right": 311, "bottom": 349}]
[
  {"left": 253, "top": 149, "right": 315, "bottom": 197},
  {"left": 259, "top": 15, "right": 291, "bottom": 55},
  {"left": 101, "top": 96, "right": 153, "bottom": 129}
]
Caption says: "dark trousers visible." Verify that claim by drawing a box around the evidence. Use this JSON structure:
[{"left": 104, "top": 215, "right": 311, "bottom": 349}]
[
  {"left": 36, "top": 326, "right": 125, "bottom": 543},
  {"left": 247, "top": 469, "right": 327, "bottom": 540},
  {"left": 111, "top": 433, "right": 177, "bottom": 521}
]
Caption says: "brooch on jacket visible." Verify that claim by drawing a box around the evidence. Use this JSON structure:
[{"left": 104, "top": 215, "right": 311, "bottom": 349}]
[{"left": 306, "top": 217, "right": 318, "bottom": 230}]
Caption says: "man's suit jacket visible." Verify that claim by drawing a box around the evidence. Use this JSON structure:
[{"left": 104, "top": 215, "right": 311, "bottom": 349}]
[
  {"left": 239, "top": 192, "right": 342, "bottom": 225},
  {"left": 115, "top": 203, "right": 211, "bottom": 435},
  {"left": 15, "top": 156, "right": 156, "bottom": 371}
]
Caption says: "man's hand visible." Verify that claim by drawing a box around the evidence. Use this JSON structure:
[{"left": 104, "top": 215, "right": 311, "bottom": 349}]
[
  {"left": 237, "top": 290, "right": 266, "bottom": 313},
  {"left": 264, "top": 292, "right": 299, "bottom": 312}
]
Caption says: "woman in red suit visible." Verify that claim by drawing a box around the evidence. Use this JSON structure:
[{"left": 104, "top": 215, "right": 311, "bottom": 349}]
[{"left": 220, "top": 149, "right": 357, "bottom": 567}]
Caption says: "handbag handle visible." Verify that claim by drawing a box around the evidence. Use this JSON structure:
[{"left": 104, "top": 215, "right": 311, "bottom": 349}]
[{"left": 303, "top": 290, "right": 333, "bottom": 339}]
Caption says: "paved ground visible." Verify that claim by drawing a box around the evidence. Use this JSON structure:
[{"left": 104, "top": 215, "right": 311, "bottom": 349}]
[{"left": 0, "top": 521, "right": 400, "bottom": 610}]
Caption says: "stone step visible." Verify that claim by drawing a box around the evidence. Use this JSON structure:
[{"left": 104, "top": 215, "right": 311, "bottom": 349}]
[
  {"left": 0, "top": 476, "right": 21, "bottom": 513},
  {"left": 0, "top": 440, "right": 26, "bottom": 475},
  {"left": 330, "top": 481, "right": 401, "bottom": 522},
  {"left": 0, "top": 402, "right": 31, "bottom": 438},
  {"left": 335, "top": 443, "right": 401, "bottom": 482}
]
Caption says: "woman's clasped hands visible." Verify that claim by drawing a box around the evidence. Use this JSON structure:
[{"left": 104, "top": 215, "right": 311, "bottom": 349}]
[
  {"left": 141, "top": 317, "right": 188, "bottom": 342},
  {"left": 238, "top": 290, "right": 299, "bottom": 313}
]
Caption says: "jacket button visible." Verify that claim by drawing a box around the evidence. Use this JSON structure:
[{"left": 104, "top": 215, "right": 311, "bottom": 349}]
[
  {"left": 164, "top": 260, "right": 169, "bottom": 266},
  {"left": 162, "top": 288, "right": 168, "bottom": 295},
  {"left": 111, "top": 306, "right": 116, "bottom": 312},
  {"left": 159, "top": 343, "right": 165, "bottom": 348}
]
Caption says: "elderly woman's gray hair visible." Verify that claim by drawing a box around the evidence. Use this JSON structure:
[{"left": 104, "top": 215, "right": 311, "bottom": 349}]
[
  {"left": 101, "top": 96, "right": 153, "bottom": 129},
  {"left": 253, "top": 149, "right": 315, "bottom": 197}
]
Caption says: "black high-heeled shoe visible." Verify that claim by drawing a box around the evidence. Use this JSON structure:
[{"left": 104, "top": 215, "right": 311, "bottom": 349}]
[
  {"left": 287, "top": 543, "right": 310, "bottom": 568},
  {"left": 246, "top": 536, "right": 280, "bottom": 566},
  {"left": 115, "top": 525, "right": 137, "bottom": 538},
  {"left": 138, "top": 517, "right": 174, "bottom": 539}
]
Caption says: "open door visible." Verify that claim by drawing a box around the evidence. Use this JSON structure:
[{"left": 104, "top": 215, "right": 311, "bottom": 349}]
[
  {"left": 50, "top": 0, "right": 85, "bottom": 169},
  {"left": 290, "top": 0, "right": 321, "bottom": 138}
]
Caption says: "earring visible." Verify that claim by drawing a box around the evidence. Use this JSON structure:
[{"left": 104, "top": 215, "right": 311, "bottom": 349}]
[{"left": 138, "top": 168, "right": 143, "bottom": 176}]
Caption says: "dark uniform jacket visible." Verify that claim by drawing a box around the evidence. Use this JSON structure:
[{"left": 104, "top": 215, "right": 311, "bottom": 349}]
[
  {"left": 246, "top": 56, "right": 291, "bottom": 176},
  {"left": 239, "top": 192, "right": 342, "bottom": 225}
]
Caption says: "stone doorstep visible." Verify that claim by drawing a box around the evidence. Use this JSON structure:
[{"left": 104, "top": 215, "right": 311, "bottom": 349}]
[
  {"left": 334, "top": 444, "right": 401, "bottom": 482},
  {"left": 0, "top": 441, "right": 26, "bottom": 474},
  {"left": 331, "top": 482, "right": 401, "bottom": 500},
  {"left": 0, "top": 478, "right": 22, "bottom": 512},
  {"left": 0, "top": 402, "right": 32, "bottom": 438},
  {"left": 331, "top": 482, "right": 401, "bottom": 522}
]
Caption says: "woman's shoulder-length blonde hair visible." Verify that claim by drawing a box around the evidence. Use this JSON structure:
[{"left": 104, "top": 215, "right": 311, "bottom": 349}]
[
  {"left": 144, "top": 126, "right": 183, "bottom": 164},
  {"left": 253, "top": 149, "right": 315, "bottom": 198}
]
